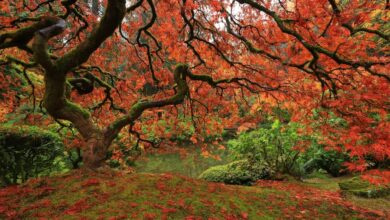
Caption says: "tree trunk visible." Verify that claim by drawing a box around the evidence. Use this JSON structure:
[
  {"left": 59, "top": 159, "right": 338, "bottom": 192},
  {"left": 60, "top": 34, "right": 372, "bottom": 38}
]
[
  {"left": 23, "top": 0, "right": 127, "bottom": 170},
  {"left": 82, "top": 136, "right": 108, "bottom": 169}
]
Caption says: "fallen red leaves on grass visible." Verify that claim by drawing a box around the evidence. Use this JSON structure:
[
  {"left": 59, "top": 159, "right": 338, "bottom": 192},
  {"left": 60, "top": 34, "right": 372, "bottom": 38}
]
[
  {"left": 0, "top": 172, "right": 388, "bottom": 219},
  {"left": 82, "top": 178, "right": 101, "bottom": 187},
  {"left": 64, "top": 198, "right": 91, "bottom": 215},
  {"left": 256, "top": 180, "right": 388, "bottom": 219}
]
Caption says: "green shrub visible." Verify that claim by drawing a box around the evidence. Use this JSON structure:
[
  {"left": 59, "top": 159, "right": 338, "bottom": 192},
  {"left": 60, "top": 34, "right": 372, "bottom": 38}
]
[
  {"left": 228, "top": 120, "right": 308, "bottom": 177},
  {"left": 301, "top": 109, "right": 351, "bottom": 177},
  {"left": 199, "top": 160, "right": 271, "bottom": 185},
  {"left": 302, "top": 148, "right": 349, "bottom": 177},
  {"left": 0, "top": 125, "right": 64, "bottom": 186},
  {"left": 364, "top": 155, "right": 390, "bottom": 170}
]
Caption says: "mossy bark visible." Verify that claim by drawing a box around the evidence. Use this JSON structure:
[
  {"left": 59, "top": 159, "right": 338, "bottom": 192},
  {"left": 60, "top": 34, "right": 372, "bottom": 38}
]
[
  {"left": 19, "top": 0, "right": 193, "bottom": 170},
  {"left": 30, "top": 0, "right": 127, "bottom": 169},
  {"left": 33, "top": 14, "right": 191, "bottom": 169}
]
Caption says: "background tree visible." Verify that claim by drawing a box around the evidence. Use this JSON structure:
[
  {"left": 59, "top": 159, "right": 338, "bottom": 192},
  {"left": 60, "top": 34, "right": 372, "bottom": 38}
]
[{"left": 0, "top": 0, "right": 388, "bottom": 173}]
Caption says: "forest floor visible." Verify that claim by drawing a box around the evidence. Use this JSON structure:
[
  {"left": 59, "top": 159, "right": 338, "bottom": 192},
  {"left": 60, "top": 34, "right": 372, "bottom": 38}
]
[{"left": 0, "top": 170, "right": 389, "bottom": 220}]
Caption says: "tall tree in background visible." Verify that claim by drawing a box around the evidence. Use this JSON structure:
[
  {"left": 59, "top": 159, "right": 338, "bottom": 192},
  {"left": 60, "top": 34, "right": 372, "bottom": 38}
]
[{"left": 0, "top": 0, "right": 388, "bottom": 171}]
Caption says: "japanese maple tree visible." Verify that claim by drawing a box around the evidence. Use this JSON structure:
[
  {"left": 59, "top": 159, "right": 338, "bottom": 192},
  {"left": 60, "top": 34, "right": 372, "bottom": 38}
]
[{"left": 0, "top": 0, "right": 388, "bottom": 171}]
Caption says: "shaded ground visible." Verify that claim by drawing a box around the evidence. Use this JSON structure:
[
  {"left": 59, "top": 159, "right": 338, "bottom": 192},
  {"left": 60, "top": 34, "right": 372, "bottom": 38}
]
[{"left": 0, "top": 170, "right": 388, "bottom": 219}]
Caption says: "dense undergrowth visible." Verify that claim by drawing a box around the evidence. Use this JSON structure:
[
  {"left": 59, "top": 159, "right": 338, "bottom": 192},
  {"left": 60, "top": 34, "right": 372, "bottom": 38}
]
[{"left": 0, "top": 170, "right": 388, "bottom": 220}]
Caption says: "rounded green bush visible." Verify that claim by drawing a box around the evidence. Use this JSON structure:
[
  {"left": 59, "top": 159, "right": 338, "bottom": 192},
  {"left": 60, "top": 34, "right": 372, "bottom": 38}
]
[{"left": 199, "top": 160, "right": 271, "bottom": 185}]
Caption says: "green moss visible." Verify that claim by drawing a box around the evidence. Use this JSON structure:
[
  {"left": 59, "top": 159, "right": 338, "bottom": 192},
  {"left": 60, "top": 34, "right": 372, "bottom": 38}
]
[
  {"left": 339, "top": 177, "right": 370, "bottom": 190},
  {"left": 0, "top": 124, "right": 62, "bottom": 142},
  {"left": 199, "top": 160, "right": 270, "bottom": 185},
  {"left": 339, "top": 177, "right": 390, "bottom": 198},
  {"left": 349, "top": 188, "right": 390, "bottom": 198},
  {"left": 64, "top": 101, "right": 90, "bottom": 119}
]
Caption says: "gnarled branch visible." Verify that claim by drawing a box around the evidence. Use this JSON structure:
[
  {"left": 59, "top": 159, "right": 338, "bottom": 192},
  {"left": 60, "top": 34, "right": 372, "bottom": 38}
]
[{"left": 105, "top": 64, "right": 190, "bottom": 144}]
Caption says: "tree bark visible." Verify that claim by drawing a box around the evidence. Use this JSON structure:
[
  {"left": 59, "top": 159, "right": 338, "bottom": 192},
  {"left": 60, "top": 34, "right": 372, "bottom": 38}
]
[
  {"left": 6, "top": 1, "right": 192, "bottom": 170},
  {"left": 29, "top": 0, "right": 127, "bottom": 170},
  {"left": 82, "top": 135, "right": 108, "bottom": 169}
]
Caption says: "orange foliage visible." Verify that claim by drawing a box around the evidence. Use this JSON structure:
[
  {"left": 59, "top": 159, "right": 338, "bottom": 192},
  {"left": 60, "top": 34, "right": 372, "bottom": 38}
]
[{"left": 0, "top": 0, "right": 388, "bottom": 175}]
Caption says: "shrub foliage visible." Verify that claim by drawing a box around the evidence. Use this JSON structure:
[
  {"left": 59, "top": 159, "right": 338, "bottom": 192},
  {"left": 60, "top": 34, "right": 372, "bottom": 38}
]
[{"left": 0, "top": 125, "right": 64, "bottom": 186}]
